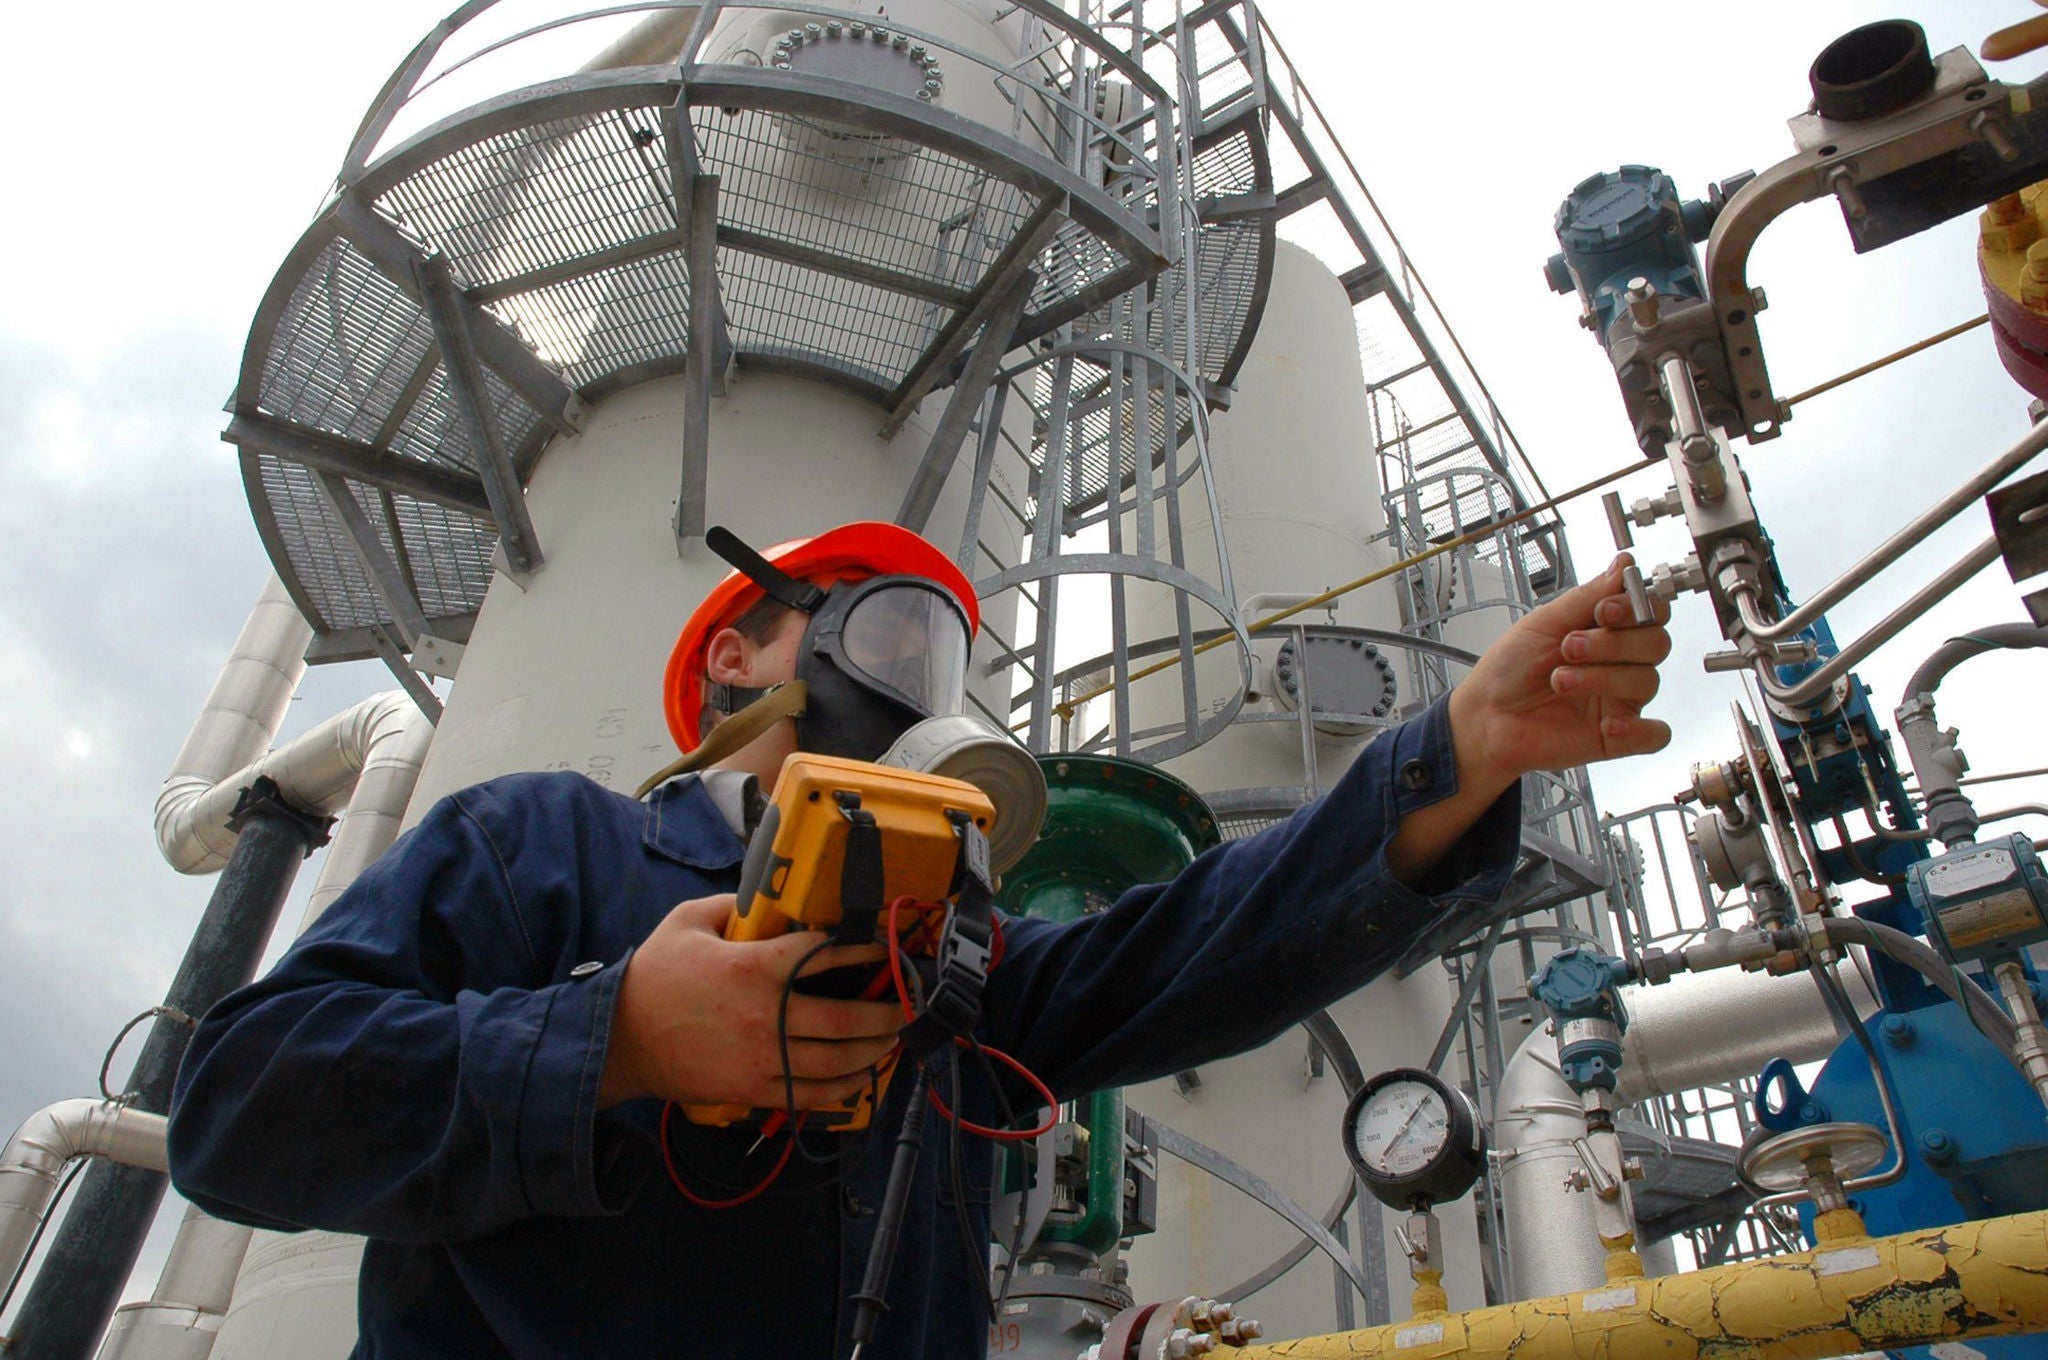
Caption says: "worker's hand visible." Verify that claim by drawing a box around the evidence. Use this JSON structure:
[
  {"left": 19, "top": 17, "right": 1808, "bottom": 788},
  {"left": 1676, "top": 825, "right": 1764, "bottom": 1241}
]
[
  {"left": 598, "top": 894, "right": 907, "bottom": 1111},
  {"left": 1449, "top": 553, "right": 1674, "bottom": 797}
]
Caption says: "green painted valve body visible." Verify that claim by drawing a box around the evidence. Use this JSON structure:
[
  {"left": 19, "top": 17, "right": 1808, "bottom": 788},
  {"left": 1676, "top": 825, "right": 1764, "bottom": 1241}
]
[{"left": 995, "top": 754, "right": 1219, "bottom": 1254}]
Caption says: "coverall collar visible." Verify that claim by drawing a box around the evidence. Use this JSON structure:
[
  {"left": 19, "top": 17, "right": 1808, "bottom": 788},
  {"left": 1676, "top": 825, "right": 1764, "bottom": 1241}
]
[{"left": 641, "top": 774, "right": 747, "bottom": 871}]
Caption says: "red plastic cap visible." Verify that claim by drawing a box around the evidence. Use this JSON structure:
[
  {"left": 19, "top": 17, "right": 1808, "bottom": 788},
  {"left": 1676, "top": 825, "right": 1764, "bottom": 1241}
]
[{"left": 663, "top": 522, "right": 980, "bottom": 753}]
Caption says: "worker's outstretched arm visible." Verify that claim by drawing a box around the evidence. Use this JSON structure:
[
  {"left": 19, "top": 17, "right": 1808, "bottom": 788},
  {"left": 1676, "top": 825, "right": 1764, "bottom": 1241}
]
[{"left": 985, "top": 555, "right": 1670, "bottom": 1099}]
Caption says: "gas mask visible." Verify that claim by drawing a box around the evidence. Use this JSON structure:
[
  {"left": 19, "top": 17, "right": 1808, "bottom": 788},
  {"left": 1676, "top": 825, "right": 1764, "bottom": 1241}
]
[
  {"left": 646, "top": 526, "right": 1046, "bottom": 871},
  {"left": 704, "top": 527, "right": 972, "bottom": 762}
]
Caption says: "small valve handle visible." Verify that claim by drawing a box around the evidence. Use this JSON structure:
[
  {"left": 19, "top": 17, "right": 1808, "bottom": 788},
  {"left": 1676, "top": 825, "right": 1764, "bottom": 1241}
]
[
  {"left": 1621, "top": 564, "right": 1655, "bottom": 625},
  {"left": 1602, "top": 492, "right": 1634, "bottom": 550}
]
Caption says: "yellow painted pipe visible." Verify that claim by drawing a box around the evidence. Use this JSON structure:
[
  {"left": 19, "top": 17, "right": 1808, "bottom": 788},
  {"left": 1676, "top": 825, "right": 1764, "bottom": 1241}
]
[{"left": 1238, "top": 1210, "right": 2048, "bottom": 1360}]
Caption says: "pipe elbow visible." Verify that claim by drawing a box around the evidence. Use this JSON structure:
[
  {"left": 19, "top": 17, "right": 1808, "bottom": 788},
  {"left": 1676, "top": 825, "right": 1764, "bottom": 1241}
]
[
  {"left": 3, "top": 1099, "right": 169, "bottom": 1184},
  {"left": 154, "top": 777, "right": 220, "bottom": 875},
  {"left": 152, "top": 692, "right": 427, "bottom": 877}
]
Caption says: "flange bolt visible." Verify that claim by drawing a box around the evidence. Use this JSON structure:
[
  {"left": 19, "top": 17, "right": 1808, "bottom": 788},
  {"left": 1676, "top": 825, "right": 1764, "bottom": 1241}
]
[{"left": 1919, "top": 1128, "right": 1958, "bottom": 1167}]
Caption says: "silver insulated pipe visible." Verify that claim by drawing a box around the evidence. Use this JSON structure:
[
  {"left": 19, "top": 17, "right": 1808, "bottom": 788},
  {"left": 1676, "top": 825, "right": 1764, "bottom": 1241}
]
[
  {"left": 1495, "top": 963, "right": 1877, "bottom": 1300},
  {"left": 110, "top": 686, "right": 433, "bottom": 1359},
  {"left": 154, "top": 576, "right": 312, "bottom": 873},
  {"left": 0, "top": 1100, "right": 169, "bottom": 1295}
]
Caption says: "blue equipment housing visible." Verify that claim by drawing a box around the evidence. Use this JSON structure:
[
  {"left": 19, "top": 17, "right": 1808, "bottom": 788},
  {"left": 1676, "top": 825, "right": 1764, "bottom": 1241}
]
[
  {"left": 1908, "top": 833, "right": 2048, "bottom": 964},
  {"left": 1532, "top": 947, "right": 1632, "bottom": 1093},
  {"left": 1544, "top": 165, "right": 1711, "bottom": 333}
]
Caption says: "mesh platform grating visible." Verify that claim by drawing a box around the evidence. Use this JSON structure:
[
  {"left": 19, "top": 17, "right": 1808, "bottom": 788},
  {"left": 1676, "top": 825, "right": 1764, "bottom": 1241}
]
[
  {"left": 489, "top": 249, "right": 693, "bottom": 388},
  {"left": 236, "top": 55, "right": 1170, "bottom": 651},
  {"left": 254, "top": 455, "right": 497, "bottom": 633},
  {"left": 377, "top": 106, "right": 679, "bottom": 293},
  {"left": 719, "top": 246, "right": 934, "bottom": 387},
  {"left": 258, "top": 239, "right": 459, "bottom": 468},
  {"left": 696, "top": 108, "right": 1037, "bottom": 300}
]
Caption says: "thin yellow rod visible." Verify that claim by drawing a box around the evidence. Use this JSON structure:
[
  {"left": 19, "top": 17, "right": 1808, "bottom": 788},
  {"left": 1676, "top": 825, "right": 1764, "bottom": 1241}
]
[
  {"left": 1043, "top": 455, "right": 1661, "bottom": 724},
  {"left": 1235, "top": 1208, "right": 2048, "bottom": 1360},
  {"left": 1785, "top": 315, "right": 1990, "bottom": 410}
]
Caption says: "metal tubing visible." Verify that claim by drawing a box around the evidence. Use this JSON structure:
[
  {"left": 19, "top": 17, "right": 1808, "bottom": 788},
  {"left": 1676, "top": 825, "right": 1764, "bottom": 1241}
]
[
  {"left": 1618, "top": 961, "right": 1875, "bottom": 1103},
  {"left": 95, "top": 1203, "right": 252, "bottom": 1360},
  {"left": 1658, "top": 355, "right": 1724, "bottom": 502},
  {"left": 106, "top": 703, "right": 430, "bottom": 1357},
  {"left": 1993, "top": 960, "right": 2048, "bottom": 1110},
  {"left": 156, "top": 691, "right": 433, "bottom": 876},
  {"left": 6, "top": 789, "right": 327, "bottom": 1360},
  {"left": 1757, "top": 536, "right": 2003, "bottom": 707},
  {"left": 1903, "top": 624, "right": 2048, "bottom": 700},
  {"left": 1497, "top": 967, "right": 1874, "bottom": 1301},
  {"left": 1815, "top": 915, "right": 2020, "bottom": 1056},
  {"left": 156, "top": 578, "right": 310, "bottom": 839},
  {"left": 0, "top": 1102, "right": 167, "bottom": 1295},
  {"left": 1732, "top": 416, "right": 2048, "bottom": 644},
  {"left": 301, "top": 700, "right": 435, "bottom": 928},
  {"left": 1232, "top": 1209, "right": 2048, "bottom": 1360}
]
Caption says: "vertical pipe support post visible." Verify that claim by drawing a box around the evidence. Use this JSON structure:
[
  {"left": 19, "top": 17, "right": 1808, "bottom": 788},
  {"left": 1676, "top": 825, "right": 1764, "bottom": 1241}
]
[
  {"left": 6, "top": 780, "right": 330, "bottom": 1360},
  {"left": 676, "top": 171, "right": 724, "bottom": 552}
]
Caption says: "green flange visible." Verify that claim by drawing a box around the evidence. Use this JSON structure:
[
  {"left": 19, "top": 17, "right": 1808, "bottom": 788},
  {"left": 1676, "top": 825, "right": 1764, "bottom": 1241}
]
[{"left": 996, "top": 755, "right": 1219, "bottom": 1255}]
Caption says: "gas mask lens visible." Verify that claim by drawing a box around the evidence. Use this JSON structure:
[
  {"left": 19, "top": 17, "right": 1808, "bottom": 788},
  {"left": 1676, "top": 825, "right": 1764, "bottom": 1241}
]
[{"left": 838, "top": 582, "right": 969, "bottom": 717}]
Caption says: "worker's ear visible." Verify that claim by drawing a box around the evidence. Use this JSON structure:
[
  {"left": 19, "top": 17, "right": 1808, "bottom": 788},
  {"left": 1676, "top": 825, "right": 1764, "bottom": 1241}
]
[{"left": 704, "top": 626, "right": 752, "bottom": 688}]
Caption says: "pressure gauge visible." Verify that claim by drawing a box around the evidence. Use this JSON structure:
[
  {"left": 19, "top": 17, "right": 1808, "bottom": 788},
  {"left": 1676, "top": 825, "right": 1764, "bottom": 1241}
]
[{"left": 1341, "top": 1067, "right": 1486, "bottom": 1210}]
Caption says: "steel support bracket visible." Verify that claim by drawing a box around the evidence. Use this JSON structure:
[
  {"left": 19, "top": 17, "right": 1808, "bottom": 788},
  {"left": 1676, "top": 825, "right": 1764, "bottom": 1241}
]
[
  {"left": 225, "top": 413, "right": 495, "bottom": 519},
  {"left": 333, "top": 193, "right": 583, "bottom": 440},
  {"left": 368, "top": 625, "right": 446, "bottom": 724},
  {"left": 1706, "top": 48, "right": 2020, "bottom": 442},
  {"left": 881, "top": 194, "right": 1068, "bottom": 436},
  {"left": 225, "top": 774, "right": 335, "bottom": 854},
  {"left": 675, "top": 171, "right": 725, "bottom": 551},
  {"left": 313, "top": 469, "right": 432, "bottom": 648},
  {"left": 1989, "top": 466, "right": 2048, "bottom": 583},
  {"left": 416, "top": 253, "right": 547, "bottom": 575},
  {"left": 894, "top": 268, "right": 1036, "bottom": 533}
]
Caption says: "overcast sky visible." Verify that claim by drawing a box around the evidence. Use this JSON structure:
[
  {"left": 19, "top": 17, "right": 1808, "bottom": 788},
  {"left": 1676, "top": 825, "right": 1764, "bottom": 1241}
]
[{"left": 1, "top": 0, "right": 2036, "bottom": 1325}]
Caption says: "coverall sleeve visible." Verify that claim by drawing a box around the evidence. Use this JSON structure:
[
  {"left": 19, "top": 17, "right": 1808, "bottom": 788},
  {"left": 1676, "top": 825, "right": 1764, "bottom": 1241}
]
[
  {"left": 167, "top": 782, "right": 649, "bottom": 1242},
  {"left": 983, "top": 694, "right": 1523, "bottom": 1100}
]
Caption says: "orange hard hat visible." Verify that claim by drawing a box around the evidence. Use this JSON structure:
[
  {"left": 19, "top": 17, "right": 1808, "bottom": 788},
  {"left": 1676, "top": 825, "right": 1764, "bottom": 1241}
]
[{"left": 663, "top": 521, "right": 980, "bottom": 753}]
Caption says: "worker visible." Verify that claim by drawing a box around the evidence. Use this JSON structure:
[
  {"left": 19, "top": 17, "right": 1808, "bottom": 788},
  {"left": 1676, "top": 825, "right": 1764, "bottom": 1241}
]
[{"left": 167, "top": 520, "right": 1672, "bottom": 1360}]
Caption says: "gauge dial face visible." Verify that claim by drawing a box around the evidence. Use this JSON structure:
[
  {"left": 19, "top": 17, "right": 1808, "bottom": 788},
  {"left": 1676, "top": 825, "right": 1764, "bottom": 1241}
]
[
  {"left": 1351, "top": 1079, "right": 1452, "bottom": 1177},
  {"left": 1342, "top": 1067, "right": 1486, "bottom": 1210}
]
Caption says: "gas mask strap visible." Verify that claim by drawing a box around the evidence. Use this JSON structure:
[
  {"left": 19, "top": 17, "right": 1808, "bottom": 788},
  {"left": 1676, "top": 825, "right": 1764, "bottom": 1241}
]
[
  {"left": 634, "top": 681, "right": 809, "bottom": 798},
  {"left": 706, "top": 526, "right": 828, "bottom": 613}
]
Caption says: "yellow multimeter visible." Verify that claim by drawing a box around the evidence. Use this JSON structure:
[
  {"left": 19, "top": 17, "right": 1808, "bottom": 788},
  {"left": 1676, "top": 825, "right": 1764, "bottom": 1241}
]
[{"left": 683, "top": 753, "right": 997, "bottom": 1132}]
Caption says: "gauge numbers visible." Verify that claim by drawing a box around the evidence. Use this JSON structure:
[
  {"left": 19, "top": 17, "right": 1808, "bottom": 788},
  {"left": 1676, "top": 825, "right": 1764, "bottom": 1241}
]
[
  {"left": 1342, "top": 1067, "right": 1486, "bottom": 1210},
  {"left": 1354, "top": 1079, "right": 1449, "bottom": 1176}
]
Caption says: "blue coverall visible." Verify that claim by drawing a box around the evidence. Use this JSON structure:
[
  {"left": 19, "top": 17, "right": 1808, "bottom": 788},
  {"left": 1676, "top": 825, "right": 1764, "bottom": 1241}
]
[{"left": 168, "top": 696, "right": 1518, "bottom": 1358}]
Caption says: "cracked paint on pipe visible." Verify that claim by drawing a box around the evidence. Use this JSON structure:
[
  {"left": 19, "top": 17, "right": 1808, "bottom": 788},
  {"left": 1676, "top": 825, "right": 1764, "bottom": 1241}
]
[{"left": 1234, "top": 1210, "right": 2048, "bottom": 1360}]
